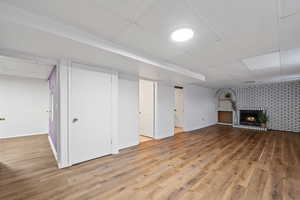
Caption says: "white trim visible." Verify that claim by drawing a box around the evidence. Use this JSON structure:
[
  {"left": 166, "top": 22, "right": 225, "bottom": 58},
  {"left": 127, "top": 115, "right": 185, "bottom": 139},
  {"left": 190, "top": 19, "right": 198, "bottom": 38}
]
[
  {"left": 48, "top": 136, "right": 58, "bottom": 161},
  {"left": 154, "top": 82, "right": 158, "bottom": 139},
  {"left": 67, "top": 63, "right": 72, "bottom": 166},
  {"left": 155, "top": 135, "right": 173, "bottom": 140},
  {"left": 0, "top": 132, "right": 47, "bottom": 139},
  {"left": 111, "top": 73, "right": 119, "bottom": 154},
  {"left": 233, "top": 125, "right": 267, "bottom": 131},
  {"left": 119, "top": 141, "right": 139, "bottom": 150},
  {"left": 217, "top": 122, "right": 232, "bottom": 126},
  {"left": 54, "top": 65, "right": 60, "bottom": 165},
  {"left": 58, "top": 59, "right": 71, "bottom": 168},
  {"left": 184, "top": 123, "right": 217, "bottom": 132}
]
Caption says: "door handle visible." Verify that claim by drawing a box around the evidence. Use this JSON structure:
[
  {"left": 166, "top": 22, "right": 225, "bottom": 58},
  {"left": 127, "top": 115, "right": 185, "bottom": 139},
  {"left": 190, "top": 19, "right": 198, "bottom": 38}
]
[{"left": 72, "top": 118, "right": 79, "bottom": 123}]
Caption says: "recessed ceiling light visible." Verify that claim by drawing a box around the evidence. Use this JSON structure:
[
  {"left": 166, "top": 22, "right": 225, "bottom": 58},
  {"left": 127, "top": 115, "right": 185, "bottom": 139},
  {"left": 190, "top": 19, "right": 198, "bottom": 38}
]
[{"left": 171, "top": 28, "right": 194, "bottom": 42}]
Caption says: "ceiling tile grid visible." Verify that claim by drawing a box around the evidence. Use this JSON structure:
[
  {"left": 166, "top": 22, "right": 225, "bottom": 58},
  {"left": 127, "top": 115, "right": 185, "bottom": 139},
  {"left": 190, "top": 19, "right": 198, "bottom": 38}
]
[{"left": 0, "top": 0, "right": 300, "bottom": 87}]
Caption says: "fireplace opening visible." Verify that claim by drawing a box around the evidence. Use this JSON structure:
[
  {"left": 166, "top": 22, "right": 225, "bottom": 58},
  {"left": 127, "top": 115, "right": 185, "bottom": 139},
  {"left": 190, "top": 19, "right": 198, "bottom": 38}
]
[{"left": 239, "top": 110, "right": 263, "bottom": 127}]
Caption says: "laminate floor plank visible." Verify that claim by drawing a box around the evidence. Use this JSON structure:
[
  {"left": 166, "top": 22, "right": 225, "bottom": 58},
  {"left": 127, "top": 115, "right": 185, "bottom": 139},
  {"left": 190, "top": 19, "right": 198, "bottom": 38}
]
[{"left": 1, "top": 125, "right": 300, "bottom": 200}]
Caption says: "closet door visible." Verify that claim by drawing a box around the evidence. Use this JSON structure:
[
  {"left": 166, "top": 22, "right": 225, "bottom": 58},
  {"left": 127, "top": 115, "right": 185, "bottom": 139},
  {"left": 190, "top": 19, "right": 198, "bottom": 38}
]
[
  {"left": 70, "top": 66, "right": 112, "bottom": 165},
  {"left": 139, "top": 80, "right": 155, "bottom": 138}
]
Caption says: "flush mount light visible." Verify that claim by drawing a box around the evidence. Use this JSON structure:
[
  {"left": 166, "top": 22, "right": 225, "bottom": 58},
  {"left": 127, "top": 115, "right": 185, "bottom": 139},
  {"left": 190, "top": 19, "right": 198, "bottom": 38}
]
[{"left": 171, "top": 28, "right": 194, "bottom": 42}]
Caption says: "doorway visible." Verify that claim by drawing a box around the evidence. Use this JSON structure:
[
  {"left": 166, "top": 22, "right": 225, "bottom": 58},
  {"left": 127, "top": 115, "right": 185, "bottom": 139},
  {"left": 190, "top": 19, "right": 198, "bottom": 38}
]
[
  {"left": 139, "top": 79, "right": 155, "bottom": 143},
  {"left": 174, "top": 86, "right": 184, "bottom": 134},
  {"left": 0, "top": 54, "right": 58, "bottom": 165}
]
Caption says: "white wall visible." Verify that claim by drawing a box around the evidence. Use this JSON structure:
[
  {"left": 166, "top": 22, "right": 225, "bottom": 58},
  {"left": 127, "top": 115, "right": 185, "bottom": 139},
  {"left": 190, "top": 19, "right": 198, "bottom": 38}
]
[
  {"left": 155, "top": 83, "right": 175, "bottom": 139},
  {"left": 183, "top": 85, "right": 217, "bottom": 131},
  {"left": 118, "top": 78, "right": 139, "bottom": 149},
  {"left": 0, "top": 75, "right": 49, "bottom": 138}
]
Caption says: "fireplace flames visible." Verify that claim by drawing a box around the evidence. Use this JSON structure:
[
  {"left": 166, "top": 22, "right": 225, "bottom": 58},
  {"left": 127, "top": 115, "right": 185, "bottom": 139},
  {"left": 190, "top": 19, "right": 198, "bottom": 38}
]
[{"left": 246, "top": 116, "right": 255, "bottom": 121}]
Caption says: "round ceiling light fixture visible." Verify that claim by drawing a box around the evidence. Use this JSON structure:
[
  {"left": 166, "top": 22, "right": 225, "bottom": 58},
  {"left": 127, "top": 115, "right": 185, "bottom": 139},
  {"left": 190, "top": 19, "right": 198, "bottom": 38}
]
[{"left": 171, "top": 28, "right": 194, "bottom": 42}]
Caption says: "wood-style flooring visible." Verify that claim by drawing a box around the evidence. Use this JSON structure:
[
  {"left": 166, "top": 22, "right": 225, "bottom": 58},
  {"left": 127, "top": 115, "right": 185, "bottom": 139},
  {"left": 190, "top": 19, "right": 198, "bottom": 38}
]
[
  {"left": 175, "top": 127, "right": 184, "bottom": 134},
  {"left": 1, "top": 125, "right": 300, "bottom": 200}
]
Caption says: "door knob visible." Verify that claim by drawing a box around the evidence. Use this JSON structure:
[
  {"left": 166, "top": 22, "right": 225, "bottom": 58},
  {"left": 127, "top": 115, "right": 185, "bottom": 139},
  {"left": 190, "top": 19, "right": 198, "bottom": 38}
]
[{"left": 72, "top": 118, "right": 79, "bottom": 123}]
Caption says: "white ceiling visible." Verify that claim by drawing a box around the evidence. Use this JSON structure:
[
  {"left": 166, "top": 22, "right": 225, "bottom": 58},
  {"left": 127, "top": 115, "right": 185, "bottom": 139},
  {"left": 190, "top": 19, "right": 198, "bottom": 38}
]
[
  {"left": 0, "top": 55, "right": 53, "bottom": 79},
  {"left": 0, "top": 0, "right": 300, "bottom": 87}
]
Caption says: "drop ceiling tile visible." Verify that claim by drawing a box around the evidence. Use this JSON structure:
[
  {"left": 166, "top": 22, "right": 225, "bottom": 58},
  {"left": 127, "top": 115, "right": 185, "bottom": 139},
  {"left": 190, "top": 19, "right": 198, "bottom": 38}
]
[
  {"left": 280, "top": 13, "right": 300, "bottom": 50},
  {"left": 187, "top": 0, "right": 278, "bottom": 38},
  {"left": 280, "top": 0, "right": 300, "bottom": 17},
  {"left": 280, "top": 48, "right": 300, "bottom": 75},
  {"left": 186, "top": 0, "right": 278, "bottom": 58},
  {"left": 167, "top": 53, "right": 196, "bottom": 71},
  {"left": 2, "top": 0, "right": 132, "bottom": 41},
  {"left": 136, "top": 0, "right": 218, "bottom": 52},
  {"left": 170, "top": 59, "right": 250, "bottom": 83},
  {"left": 2, "top": 0, "right": 298, "bottom": 88},
  {"left": 242, "top": 52, "right": 280, "bottom": 70},
  {"left": 280, "top": 48, "right": 300, "bottom": 68},
  {"left": 182, "top": 42, "right": 238, "bottom": 69},
  {"left": 280, "top": 67, "right": 300, "bottom": 75},
  {"left": 217, "top": 61, "right": 252, "bottom": 75},
  {"left": 250, "top": 68, "right": 281, "bottom": 78},
  {"left": 114, "top": 24, "right": 186, "bottom": 61},
  {"left": 94, "top": 0, "right": 159, "bottom": 22},
  {"left": 71, "top": 10, "right": 132, "bottom": 41}
]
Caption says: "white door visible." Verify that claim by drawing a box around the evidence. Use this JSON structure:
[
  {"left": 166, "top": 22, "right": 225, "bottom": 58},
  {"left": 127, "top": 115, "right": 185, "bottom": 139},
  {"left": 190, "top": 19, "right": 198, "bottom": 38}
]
[
  {"left": 49, "top": 93, "right": 54, "bottom": 136},
  {"left": 139, "top": 80, "right": 154, "bottom": 138},
  {"left": 70, "top": 66, "right": 112, "bottom": 165},
  {"left": 175, "top": 88, "right": 184, "bottom": 127}
]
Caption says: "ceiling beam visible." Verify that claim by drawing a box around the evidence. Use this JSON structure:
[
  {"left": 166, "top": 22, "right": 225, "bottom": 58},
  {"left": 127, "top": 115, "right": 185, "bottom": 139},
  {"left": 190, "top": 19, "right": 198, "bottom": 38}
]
[{"left": 0, "top": 2, "right": 205, "bottom": 81}]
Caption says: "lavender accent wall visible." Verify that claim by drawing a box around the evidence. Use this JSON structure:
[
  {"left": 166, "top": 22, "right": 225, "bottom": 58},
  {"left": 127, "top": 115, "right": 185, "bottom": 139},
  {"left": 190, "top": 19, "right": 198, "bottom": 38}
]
[
  {"left": 229, "top": 80, "right": 300, "bottom": 132},
  {"left": 48, "top": 66, "right": 58, "bottom": 151}
]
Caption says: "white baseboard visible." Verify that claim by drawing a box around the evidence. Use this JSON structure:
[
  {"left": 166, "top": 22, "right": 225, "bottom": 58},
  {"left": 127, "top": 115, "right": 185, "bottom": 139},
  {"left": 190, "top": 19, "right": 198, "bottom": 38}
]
[
  {"left": 155, "top": 135, "right": 173, "bottom": 140},
  {"left": 233, "top": 125, "right": 267, "bottom": 131},
  {"left": 48, "top": 136, "right": 58, "bottom": 161},
  {"left": 155, "top": 133, "right": 174, "bottom": 140},
  {"left": 184, "top": 122, "right": 217, "bottom": 132},
  {"left": 217, "top": 122, "right": 232, "bottom": 126},
  {"left": 0, "top": 132, "right": 47, "bottom": 139},
  {"left": 119, "top": 141, "right": 139, "bottom": 150}
]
